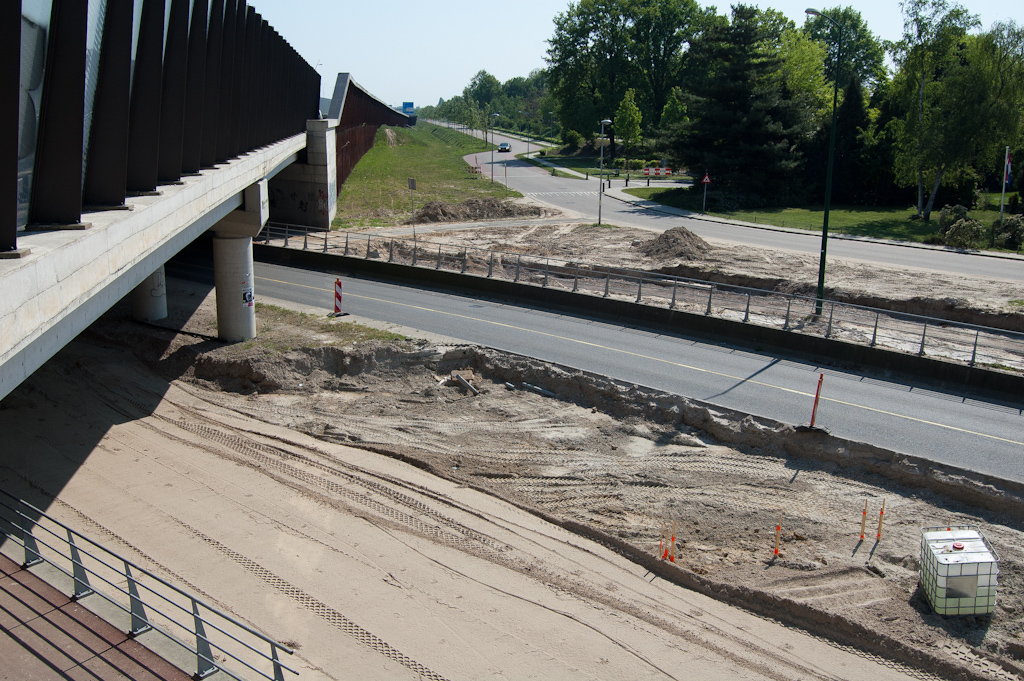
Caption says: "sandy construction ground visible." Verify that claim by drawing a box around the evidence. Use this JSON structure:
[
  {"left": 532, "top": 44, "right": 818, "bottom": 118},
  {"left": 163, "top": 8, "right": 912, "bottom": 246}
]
[{"left": 1, "top": 272, "right": 1023, "bottom": 681}]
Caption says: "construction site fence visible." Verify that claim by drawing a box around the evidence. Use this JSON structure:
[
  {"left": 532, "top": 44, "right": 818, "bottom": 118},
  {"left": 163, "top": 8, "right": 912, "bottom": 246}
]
[
  {"left": 0, "top": 488, "right": 296, "bottom": 681},
  {"left": 257, "top": 224, "right": 1024, "bottom": 375}
]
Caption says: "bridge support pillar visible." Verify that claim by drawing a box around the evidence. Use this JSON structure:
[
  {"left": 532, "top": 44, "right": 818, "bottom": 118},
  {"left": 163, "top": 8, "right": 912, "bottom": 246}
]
[
  {"left": 213, "top": 236, "right": 255, "bottom": 341},
  {"left": 130, "top": 266, "right": 167, "bottom": 322},
  {"left": 211, "top": 180, "right": 268, "bottom": 341}
]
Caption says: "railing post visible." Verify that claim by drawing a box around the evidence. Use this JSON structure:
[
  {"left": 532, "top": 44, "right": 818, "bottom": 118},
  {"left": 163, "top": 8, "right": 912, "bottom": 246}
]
[
  {"left": 514, "top": 255, "right": 521, "bottom": 283},
  {"left": 919, "top": 322, "right": 928, "bottom": 356},
  {"left": 825, "top": 303, "right": 834, "bottom": 338},
  {"left": 573, "top": 264, "right": 579, "bottom": 292},
  {"left": 283, "top": 224, "right": 289, "bottom": 248},
  {"left": 302, "top": 231, "right": 308, "bottom": 250},
  {"left": 705, "top": 287, "right": 713, "bottom": 316},
  {"left": 272, "top": 644, "right": 286, "bottom": 681},
  {"left": 670, "top": 281, "right": 677, "bottom": 309},
  {"left": 365, "top": 235, "right": 371, "bottom": 259},
  {"left": 192, "top": 599, "right": 218, "bottom": 678},
  {"left": 783, "top": 297, "right": 792, "bottom": 330},
  {"left": 870, "top": 313, "right": 879, "bottom": 347},
  {"left": 125, "top": 563, "right": 152, "bottom": 636},
  {"left": 436, "top": 245, "right": 441, "bottom": 270},
  {"left": 388, "top": 239, "right": 394, "bottom": 262},
  {"left": 18, "top": 501, "right": 42, "bottom": 567},
  {"left": 604, "top": 268, "right": 610, "bottom": 298},
  {"left": 970, "top": 329, "right": 980, "bottom": 367},
  {"left": 67, "top": 531, "right": 93, "bottom": 599},
  {"left": 344, "top": 231, "right": 349, "bottom": 256},
  {"left": 635, "top": 276, "right": 643, "bottom": 303},
  {"left": 323, "top": 231, "right": 329, "bottom": 253},
  {"left": 411, "top": 240, "right": 417, "bottom": 266},
  {"left": 743, "top": 293, "right": 750, "bottom": 322},
  {"left": 487, "top": 253, "right": 494, "bottom": 278},
  {"left": 461, "top": 250, "right": 467, "bottom": 274},
  {"left": 543, "top": 259, "right": 549, "bottom": 287}
]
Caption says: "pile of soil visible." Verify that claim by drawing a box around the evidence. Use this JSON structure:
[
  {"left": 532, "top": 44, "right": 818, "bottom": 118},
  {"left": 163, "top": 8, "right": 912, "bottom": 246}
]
[
  {"left": 411, "top": 198, "right": 544, "bottom": 224},
  {"left": 634, "top": 225, "right": 710, "bottom": 260}
]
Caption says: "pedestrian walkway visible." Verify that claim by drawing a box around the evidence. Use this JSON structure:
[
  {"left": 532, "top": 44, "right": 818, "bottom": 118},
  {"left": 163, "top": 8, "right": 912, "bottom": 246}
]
[{"left": 0, "top": 551, "right": 190, "bottom": 681}]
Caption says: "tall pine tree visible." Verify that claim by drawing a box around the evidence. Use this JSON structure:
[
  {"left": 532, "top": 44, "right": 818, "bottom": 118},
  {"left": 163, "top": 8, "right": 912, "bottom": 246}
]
[{"left": 668, "top": 5, "right": 813, "bottom": 205}]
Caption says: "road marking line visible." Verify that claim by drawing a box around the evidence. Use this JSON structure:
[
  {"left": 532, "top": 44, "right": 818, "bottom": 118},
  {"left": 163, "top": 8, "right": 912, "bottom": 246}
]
[{"left": 256, "top": 272, "right": 1024, "bottom": 447}]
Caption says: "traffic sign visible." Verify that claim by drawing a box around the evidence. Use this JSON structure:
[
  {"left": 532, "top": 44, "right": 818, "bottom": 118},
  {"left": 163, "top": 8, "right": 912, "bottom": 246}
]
[
  {"left": 643, "top": 167, "right": 673, "bottom": 177},
  {"left": 701, "top": 173, "right": 711, "bottom": 184}
]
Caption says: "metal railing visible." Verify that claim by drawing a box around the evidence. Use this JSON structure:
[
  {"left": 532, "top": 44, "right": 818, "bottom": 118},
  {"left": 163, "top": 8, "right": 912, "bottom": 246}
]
[
  {"left": 0, "top": 488, "right": 297, "bottom": 681},
  {"left": 256, "top": 226, "right": 1024, "bottom": 374}
]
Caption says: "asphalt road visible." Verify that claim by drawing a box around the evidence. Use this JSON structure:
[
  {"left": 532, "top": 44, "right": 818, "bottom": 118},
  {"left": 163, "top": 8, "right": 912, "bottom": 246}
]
[
  {"left": 169, "top": 255, "right": 1024, "bottom": 486},
  {"left": 471, "top": 126, "right": 1024, "bottom": 283}
]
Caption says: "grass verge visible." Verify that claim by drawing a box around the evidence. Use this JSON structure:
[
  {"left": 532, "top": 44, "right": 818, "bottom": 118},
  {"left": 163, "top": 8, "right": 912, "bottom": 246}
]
[
  {"left": 334, "top": 123, "right": 522, "bottom": 229},
  {"left": 244, "top": 303, "right": 408, "bottom": 355},
  {"left": 520, "top": 155, "right": 581, "bottom": 180},
  {"left": 624, "top": 186, "right": 1020, "bottom": 244}
]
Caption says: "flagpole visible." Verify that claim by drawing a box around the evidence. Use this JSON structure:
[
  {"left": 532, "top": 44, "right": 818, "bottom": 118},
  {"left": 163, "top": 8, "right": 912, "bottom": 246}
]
[{"left": 999, "top": 145, "right": 1010, "bottom": 225}]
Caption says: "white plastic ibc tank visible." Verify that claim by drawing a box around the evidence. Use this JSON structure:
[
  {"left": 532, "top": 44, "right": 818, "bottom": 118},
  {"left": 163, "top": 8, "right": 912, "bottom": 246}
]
[{"left": 920, "top": 526, "right": 999, "bottom": 616}]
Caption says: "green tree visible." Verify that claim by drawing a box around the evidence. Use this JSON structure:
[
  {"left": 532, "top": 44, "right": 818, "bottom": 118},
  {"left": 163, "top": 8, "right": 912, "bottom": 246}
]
[
  {"left": 889, "top": 0, "right": 979, "bottom": 217},
  {"left": 547, "top": 0, "right": 632, "bottom": 146},
  {"left": 889, "top": 16, "right": 1023, "bottom": 219},
  {"left": 616, "top": 89, "right": 643, "bottom": 173},
  {"left": 802, "top": 7, "right": 887, "bottom": 88},
  {"left": 666, "top": 5, "right": 815, "bottom": 203},
  {"left": 623, "top": 0, "right": 712, "bottom": 125},
  {"left": 778, "top": 28, "right": 832, "bottom": 128},
  {"left": 659, "top": 86, "right": 688, "bottom": 128},
  {"left": 547, "top": 0, "right": 712, "bottom": 139},
  {"left": 465, "top": 70, "right": 501, "bottom": 109}
]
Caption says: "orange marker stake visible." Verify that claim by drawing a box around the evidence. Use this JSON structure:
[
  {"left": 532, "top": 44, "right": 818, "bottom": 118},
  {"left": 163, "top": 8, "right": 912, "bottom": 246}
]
[
  {"left": 669, "top": 520, "right": 677, "bottom": 563},
  {"left": 774, "top": 512, "right": 782, "bottom": 558},
  {"left": 809, "top": 373, "right": 824, "bottom": 427},
  {"left": 860, "top": 499, "right": 868, "bottom": 540},
  {"left": 662, "top": 521, "right": 670, "bottom": 560},
  {"left": 659, "top": 521, "right": 665, "bottom": 558},
  {"left": 876, "top": 499, "right": 886, "bottom": 539}
]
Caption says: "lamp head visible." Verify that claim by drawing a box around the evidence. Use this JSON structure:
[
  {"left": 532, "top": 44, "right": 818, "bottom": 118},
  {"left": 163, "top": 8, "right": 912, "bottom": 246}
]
[
  {"left": 601, "top": 119, "right": 612, "bottom": 125},
  {"left": 805, "top": 8, "right": 821, "bottom": 16}
]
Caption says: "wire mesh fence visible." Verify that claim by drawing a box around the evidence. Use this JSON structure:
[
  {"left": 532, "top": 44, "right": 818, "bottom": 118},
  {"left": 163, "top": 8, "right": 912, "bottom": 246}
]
[{"left": 256, "top": 224, "right": 1024, "bottom": 374}]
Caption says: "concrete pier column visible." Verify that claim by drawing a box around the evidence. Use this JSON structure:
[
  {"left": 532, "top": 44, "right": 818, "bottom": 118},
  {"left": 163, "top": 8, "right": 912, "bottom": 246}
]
[
  {"left": 130, "top": 266, "right": 168, "bottom": 322},
  {"left": 213, "top": 236, "right": 255, "bottom": 341},
  {"left": 210, "top": 179, "right": 268, "bottom": 342}
]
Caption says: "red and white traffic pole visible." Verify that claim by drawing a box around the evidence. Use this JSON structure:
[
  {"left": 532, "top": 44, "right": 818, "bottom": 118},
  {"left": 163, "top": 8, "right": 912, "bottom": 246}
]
[{"left": 334, "top": 278, "right": 343, "bottom": 315}]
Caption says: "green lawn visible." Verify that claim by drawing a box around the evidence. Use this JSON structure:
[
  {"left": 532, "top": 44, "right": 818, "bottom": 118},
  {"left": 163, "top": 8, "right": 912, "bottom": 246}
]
[
  {"left": 623, "top": 186, "right": 1020, "bottom": 244},
  {"left": 334, "top": 122, "right": 520, "bottom": 228}
]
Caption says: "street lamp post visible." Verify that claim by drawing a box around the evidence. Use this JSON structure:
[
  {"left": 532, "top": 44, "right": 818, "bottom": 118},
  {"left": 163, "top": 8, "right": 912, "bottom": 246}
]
[
  {"left": 806, "top": 8, "right": 844, "bottom": 316},
  {"left": 598, "top": 119, "right": 612, "bottom": 225},
  {"left": 490, "top": 113, "right": 500, "bottom": 184}
]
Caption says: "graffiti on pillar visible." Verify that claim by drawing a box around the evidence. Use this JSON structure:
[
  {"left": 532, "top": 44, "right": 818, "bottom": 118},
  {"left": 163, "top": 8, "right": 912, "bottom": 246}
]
[{"left": 318, "top": 189, "right": 328, "bottom": 216}]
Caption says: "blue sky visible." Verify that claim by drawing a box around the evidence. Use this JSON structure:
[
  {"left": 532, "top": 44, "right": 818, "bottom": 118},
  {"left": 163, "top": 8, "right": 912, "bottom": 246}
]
[{"left": 252, "top": 0, "right": 1020, "bottom": 109}]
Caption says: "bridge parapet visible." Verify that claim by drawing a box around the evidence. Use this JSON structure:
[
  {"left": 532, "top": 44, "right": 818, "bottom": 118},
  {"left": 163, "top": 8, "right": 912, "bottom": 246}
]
[{"left": 2, "top": 0, "right": 320, "bottom": 256}]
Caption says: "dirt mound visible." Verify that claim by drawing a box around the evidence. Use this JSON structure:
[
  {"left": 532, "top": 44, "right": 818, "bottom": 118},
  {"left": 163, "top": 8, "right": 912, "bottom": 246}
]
[
  {"left": 411, "top": 198, "right": 543, "bottom": 224},
  {"left": 635, "top": 225, "right": 710, "bottom": 260}
]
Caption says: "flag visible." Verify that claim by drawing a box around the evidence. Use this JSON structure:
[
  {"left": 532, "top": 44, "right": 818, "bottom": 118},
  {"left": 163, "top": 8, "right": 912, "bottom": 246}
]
[{"left": 1006, "top": 152, "right": 1013, "bottom": 189}]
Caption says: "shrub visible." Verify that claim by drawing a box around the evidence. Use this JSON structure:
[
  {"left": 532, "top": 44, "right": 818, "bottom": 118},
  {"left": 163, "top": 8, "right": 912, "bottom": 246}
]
[
  {"left": 562, "top": 129, "right": 583, "bottom": 150},
  {"left": 944, "top": 218, "right": 985, "bottom": 249},
  {"left": 938, "top": 204, "right": 969, "bottom": 236},
  {"left": 994, "top": 214, "right": 1024, "bottom": 250}
]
